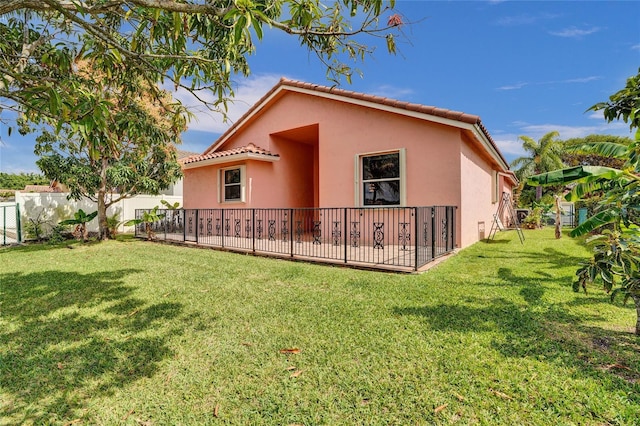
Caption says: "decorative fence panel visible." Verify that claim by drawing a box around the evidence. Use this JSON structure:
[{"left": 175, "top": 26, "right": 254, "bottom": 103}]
[{"left": 135, "top": 206, "right": 457, "bottom": 271}]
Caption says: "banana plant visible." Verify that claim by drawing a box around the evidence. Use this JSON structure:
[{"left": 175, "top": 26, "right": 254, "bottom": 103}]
[
  {"left": 160, "top": 200, "right": 181, "bottom": 210},
  {"left": 528, "top": 140, "right": 640, "bottom": 335},
  {"left": 124, "top": 206, "right": 165, "bottom": 240},
  {"left": 59, "top": 209, "right": 98, "bottom": 242}
]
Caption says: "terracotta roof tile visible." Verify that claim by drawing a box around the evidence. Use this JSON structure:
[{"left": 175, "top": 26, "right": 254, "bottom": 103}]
[{"left": 182, "top": 143, "right": 279, "bottom": 165}]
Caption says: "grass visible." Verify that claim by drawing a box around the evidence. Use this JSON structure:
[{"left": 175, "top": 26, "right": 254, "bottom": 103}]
[{"left": 1, "top": 229, "right": 639, "bottom": 425}]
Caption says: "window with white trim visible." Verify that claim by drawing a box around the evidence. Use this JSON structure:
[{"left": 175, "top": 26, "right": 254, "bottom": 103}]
[
  {"left": 358, "top": 150, "right": 405, "bottom": 206},
  {"left": 220, "top": 166, "right": 245, "bottom": 203}
]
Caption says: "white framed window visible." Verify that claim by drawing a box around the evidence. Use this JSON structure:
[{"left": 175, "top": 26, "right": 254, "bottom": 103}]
[
  {"left": 219, "top": 165, "right": 246, "bottom": 203},
  {"left": 355, "top": 149, "right": 406, "bottom": 207}
]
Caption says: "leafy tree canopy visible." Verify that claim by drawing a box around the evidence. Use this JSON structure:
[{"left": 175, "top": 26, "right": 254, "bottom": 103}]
[
  {"left": 0, "top": 171, "right": 48, "bottom": 189},
  {"left": 1, "top": 0, "right": 404, "bottom": 130},
  {"left": 510, "top": 131, "right": 565, "bottom": 202},
  {"left": 1, "top": 1, "right": 405, "bottom": 240},
  {"left": 561, "top": 134, "right": 633, "bottom": 169},
  {"left": 30, "top": 58, "right": 187, "bottom": 240}
]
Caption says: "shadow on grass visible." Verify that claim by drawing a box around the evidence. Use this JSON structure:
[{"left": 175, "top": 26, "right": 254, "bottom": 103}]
[
  {"left": 395, "top": 261, "right": 640, "bottom": 398},
  {"left": 0, "top": 269, "right": 185, "bottom": 424},
  {"left": 0, "top": 239, "right": 87, "bottom": 254},
  {"left": 481, "top": 238, "right": 511, "bottom": 244}
]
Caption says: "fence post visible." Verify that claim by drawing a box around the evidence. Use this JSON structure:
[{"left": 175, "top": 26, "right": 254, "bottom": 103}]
[
  {"left": 221, "top": 209, "right": 225, "bottom": 248},
  {"left": 195, "top": 209, "right": 199, "bottom": 243},
  {"left": 452, "top": 206, "right": 457, "bottom": 251},
  {"left": 16, "top": 204, "right": 21, "bottom": 243},
  {"left": 414, "top": 207, "right": 419, "bottom": 271},
  {"left": 252, "top": 209, "right": 256, "bottom": 253},
  {"left": 344, "top": 208, "right": 348, "bottom": 263},
  {"left": 431, "top": 207, "right": 436, "bottom": 261},
  {"left": 290, "top": 208, "right": 294, "bottom": 257},
  {"left": 164, "top": 209, "right": 167, "bottom": 240}
]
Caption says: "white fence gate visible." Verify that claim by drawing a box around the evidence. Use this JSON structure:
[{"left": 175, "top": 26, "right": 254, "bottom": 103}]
[{"left": 0, "top": 202, "right": 21, "bottom": 245}]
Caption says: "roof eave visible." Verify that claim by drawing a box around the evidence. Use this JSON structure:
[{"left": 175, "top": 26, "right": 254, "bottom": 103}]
[{"left": 182, "top": 152, "right": 280, "bottom": 170}]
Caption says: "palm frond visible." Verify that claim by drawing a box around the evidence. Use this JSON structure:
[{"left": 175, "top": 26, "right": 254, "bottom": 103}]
[{"left": 564, "top": 141, "right": 629, "bottom": 158}]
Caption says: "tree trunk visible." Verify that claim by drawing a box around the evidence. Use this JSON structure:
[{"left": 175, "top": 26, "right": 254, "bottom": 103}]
[
  {"left": 633, "top": 294, "right": 640, "bottom": 336},
  {"left": 535, "top": 185, "right": 543, "bottom": 201},
  {"left": 97, "top": 157, "right": 110, "bottom": 240}
]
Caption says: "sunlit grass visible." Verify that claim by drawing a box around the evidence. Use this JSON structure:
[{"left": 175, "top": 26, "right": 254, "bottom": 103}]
[{"left": 1, "top": 229, "right": 638, "bottom": 425}]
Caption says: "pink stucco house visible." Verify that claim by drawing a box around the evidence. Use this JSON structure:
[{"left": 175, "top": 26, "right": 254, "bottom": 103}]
[{"left": 182, "top": 78, "right": 516, "bottom": 251}]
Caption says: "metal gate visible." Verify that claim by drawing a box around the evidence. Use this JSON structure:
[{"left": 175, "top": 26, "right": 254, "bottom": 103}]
[{"left": 0, "top": 203, "right": 21, "bottom": 245}]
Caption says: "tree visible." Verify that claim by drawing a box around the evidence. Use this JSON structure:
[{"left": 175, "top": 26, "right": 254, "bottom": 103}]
[
  {"left": 1, "top": 1, "right": 404, "bottom": 129},
  {"left": 29, "top": 59, "right": 187, "bottom": 240},
  {"left": 2, "top": 1, "right": 405, "bottom": 240},
  {"left": 0, "top": 172, "right": 48, "bottom": 189},
  {"left": 562, "top": 134, "right": 632, "bottom": 169},
  {"left": 510, "top": 131, "right": 564, "bottom": 202},
  {"left": 528, "top": 69, "right": 640, "bottom": 335}
]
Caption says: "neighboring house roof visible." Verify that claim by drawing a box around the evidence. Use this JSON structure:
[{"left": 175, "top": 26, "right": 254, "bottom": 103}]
[
  {"left": 22, "top": 183, "right": 64, "bottom": 193},
  {"left": 202, "top": 78, "right": 512, "bottom": 172},
  {"left": 175, "top": 149, "right": 200, "bottom": 165},
  {"left": 182, "top": 143, "right": 280, "bottom": 169},
  {"left": 176, "top": 149, "right": 199, "bottom": 160}
]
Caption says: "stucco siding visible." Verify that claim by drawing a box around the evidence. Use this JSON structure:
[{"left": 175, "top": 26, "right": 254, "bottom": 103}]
[
  {"left": 184, "top": 83, "right": 513, "bottom": 250},
  {"left": 183, "top": 165, "right": 218, "bottom": 209},
  {"left": 459, "top": 139, "right": 496, "bottom": 247}
]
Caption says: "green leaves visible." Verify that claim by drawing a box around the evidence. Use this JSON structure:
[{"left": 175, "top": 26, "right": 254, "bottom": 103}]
[
  {"left": 59, "top": 209, "right": 98, "bottom": 226},
  {"left": 548, "top": 68, "right": 640, "bottom": 333},
  {"left": 527, "top": 166, "right": 622, "bottom": 187},
  {"left": 124, "top": 206, "right": 166, "bottom": 240},
  {"left": 589, "top": 68, "right": 640, "bottom": 130}
]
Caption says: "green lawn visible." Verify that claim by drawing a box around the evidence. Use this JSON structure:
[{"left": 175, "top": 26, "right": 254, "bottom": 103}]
[{"left": 1, "top": 229, "right": 638, "bottom": 425}]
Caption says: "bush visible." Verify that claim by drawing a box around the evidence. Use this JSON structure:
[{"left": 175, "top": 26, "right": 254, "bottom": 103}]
[
  {"left": 522, "top": 207, "right": 543, "bottom": 229},
  {"left": 48, "top": 224, "right": 71, "bottom": 244}
]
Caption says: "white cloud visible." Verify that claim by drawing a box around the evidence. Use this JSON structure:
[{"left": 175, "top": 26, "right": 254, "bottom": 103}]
[
  {"left": 631, "top": 44, "right": 640, "bottom": 51},
  {"left": 494, "top": 135, "right": 527, "bottom": 157},
  {"left": 563, "top": 76, "right": 600, "bottom": 84},
  {"left": 369, "top": 85, "right": 415, "bottom": 99},
  {"left": 516, "top": 121, "right": 631, "bottom": 140},
  {"left": 494, "top": 120, "right": 633, "bottom": 162},
  {"left": 169, "top": 74, "right": 283, "bottom": 134},
  {"left": 549, "top": 26, "right": 601, "bottom": 38},
  {"left": 496, "top": 76, "right": 600, "bottom": 91},
  {"left": 494, "top": 12, "right": 559, "bottom": 26},
  {"left": 497, "top": 82, "right": 529, "bottom": 91}
]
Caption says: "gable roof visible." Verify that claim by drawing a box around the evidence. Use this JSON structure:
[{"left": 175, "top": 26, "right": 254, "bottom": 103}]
[
  {"left": 182, "top": 143, "right": 279, "bottom": 169},
  {"left": 203, "top": 78, "right": 511, "bottom": 172}
]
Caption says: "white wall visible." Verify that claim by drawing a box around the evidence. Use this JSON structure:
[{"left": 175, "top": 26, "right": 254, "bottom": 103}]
[
  {"left": 160, "top": 178, "right": 183, "bottom": 196},
  {"left": 15, "top": 192, "right": 182, "bottom": 238}
]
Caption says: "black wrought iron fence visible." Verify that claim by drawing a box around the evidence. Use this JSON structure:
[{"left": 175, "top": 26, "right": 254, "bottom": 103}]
[{"left": 134, "top": 206, "right": 457, "bottom": 271}]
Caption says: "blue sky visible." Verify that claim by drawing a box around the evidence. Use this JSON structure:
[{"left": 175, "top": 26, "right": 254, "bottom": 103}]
[{"left": 1, "top": 0, "right": 638, "bottom": 173}]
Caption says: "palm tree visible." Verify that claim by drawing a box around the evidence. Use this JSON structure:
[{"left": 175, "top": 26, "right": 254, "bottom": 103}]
[{"left": 510, "top": 131, "right": 564, "bottom": 201}]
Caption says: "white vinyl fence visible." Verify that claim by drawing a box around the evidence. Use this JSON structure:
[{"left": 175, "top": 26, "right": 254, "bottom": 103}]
[{"left": 15, "top": 192, "right": 182, "bottom": 240}]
